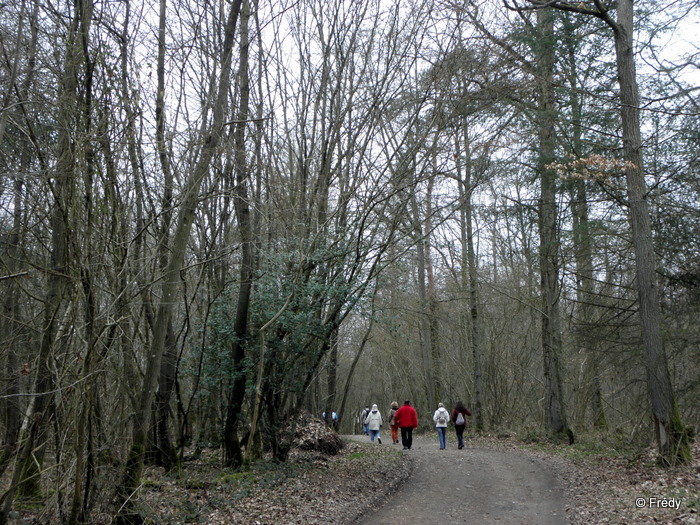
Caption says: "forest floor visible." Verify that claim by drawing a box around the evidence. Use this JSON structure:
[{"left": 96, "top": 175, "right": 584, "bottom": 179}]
[
  {"left": 135, "top": 430, "right": 698, "bottom": 524},
  {"left": 6, "top": 428, "right": 699, "bottom": 524}
]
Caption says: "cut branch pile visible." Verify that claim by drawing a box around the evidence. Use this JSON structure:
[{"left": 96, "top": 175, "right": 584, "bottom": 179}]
[{"left": 291, "top": 411, "right": 345, "bottom": 455}]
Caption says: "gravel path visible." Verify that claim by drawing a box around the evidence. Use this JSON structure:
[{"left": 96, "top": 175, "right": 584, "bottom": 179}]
[{"left": 348, "top": 434, "right": 567, "bottom": 524}]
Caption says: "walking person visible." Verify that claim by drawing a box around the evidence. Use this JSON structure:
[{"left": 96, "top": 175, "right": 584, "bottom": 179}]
[
  {"left": 388, "top": 401, "right": 400, "bottom": 444},
  {"left": 331, "top": 410, "right": 339, "bottom": 430},
  {"left": 364, "top": 404, "right": 384, "bottom": 443},
  {"left": 451, "top": 400, "right": 472, "bottom": 449},
  {"left": 394, "top": 400, "right": 418, "bottom": 450},
  {"left": 360, "top": 406, "right": 370, "bottom": 435},
  {"left": 433, "top": 403, "right": 451, "bottom": 449}
]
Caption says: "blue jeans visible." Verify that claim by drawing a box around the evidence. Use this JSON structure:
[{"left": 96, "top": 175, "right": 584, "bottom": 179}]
[
  {"left": 436, "top": 427, "right": 447, "bottom": 449},
  {"left": 363, "top": 424, "right": 369, "bottom": 435},
  {"left": 369, "top": 429, "right": 381, "bottom": 442}
]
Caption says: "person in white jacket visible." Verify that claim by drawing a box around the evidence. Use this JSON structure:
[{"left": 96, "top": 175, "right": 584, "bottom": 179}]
[
  {"left": 432, "top": 403, "right": 450, "bottom": 449},
  {"left": 364, "top": 404, "right": 384, "bottom": 444}
]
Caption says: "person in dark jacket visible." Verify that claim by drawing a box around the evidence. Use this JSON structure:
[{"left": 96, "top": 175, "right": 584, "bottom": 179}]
[
  {"left": 393, "top": 400, "right": 419, "bottom": 450},
  {"left": 451, "top": 400, "right": 472, "bottom": 449},
  {"left": 360, "top": 406, "right": 370, "bottom": 435}
]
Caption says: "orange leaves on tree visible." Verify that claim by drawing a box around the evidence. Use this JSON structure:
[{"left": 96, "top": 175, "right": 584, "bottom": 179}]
[{"left": 547, "top": 154, "right": 636, "bottom": 181}]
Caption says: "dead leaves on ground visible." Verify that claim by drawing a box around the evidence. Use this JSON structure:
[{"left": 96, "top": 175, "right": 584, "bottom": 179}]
[
  {"left": 141, "top": 428, "right": 698, "bottom": 524},
  {"left": 139, "top": 416, "right": 408, "bottom": 524}
]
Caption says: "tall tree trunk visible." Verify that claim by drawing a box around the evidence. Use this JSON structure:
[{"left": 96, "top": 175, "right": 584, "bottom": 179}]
[
  {"left": 610, "top": 0, "right": 688, "bottom": 465},
  {"left": 151, "top": 0, "right": 179, "bottom": 472},
  {"left": 69, "top": 23, "right": 100, "bottom": 520},
  {"left": 154, "top": 329, "right": 179, "bottom": 469},
  {"left": 426, "top": 156, "right": 441, "bottom": 404},
  {"left": 223, "top": 0, "right": 254, "bottom": 469},
  {"left": 571, "top": 175, "right": 607, "bottom": 429},
  {"left": 535, "top": 8, "right": 571, "bottom": 441}
]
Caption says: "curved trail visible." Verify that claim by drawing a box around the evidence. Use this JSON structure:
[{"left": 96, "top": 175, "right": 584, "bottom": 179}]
[{"left": 348, "top": 434, "right": 567, "bottom": 524}]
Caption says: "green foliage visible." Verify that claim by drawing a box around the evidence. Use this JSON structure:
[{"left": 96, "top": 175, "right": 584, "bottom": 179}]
[
  {"left": 16, "top": 454, "right": 43, "bottom": 501},
  {"left": 219, "top": 471, "right": 256, "bottom": 484},
  {"left": 184, "top": 479, "right": 207, "bottom": 490},
  {"left": 115, "top": 441, "right": 148, "bottom": 523},
  {"left": 346, "top": 451, "right": 368, "bottom": 460},
  {"left": 659, "top": 403, "right": 692, "bottom": 467},
  {"left": 141, "top": 478, "right": 160, "bottom": 489},
  {"left": 522, "top": 430, "right": 640, "bottom": 464},
  {"left": 681, "top": 489, "right": 699, "bottom": 512},
  {"left": 179, "top": 500, "right": 200, "bottom": 523},
  {"left": 196, "top": 290, "right": 254, "bottom": 394},
  {"left": 519, "top": 426, "right": 545, "bottom": 444}
]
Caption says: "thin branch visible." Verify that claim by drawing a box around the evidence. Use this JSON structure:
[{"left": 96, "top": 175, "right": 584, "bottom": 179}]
[{"left": 0, "top": 271, "right": 30, "bottom": 281}]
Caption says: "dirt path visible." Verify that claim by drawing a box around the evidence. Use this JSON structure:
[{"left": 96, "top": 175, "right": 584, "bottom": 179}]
[{"left": 347, "top": 434, "right": 567, "bottom": 524}]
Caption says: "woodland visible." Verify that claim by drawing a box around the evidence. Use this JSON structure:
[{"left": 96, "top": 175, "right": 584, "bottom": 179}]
[{"left": 0, "top": 0, "right": 698, "bottom": 523}]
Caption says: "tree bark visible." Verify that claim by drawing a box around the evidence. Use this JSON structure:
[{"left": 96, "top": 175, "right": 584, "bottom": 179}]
[
  {"left": 149, "top": 0, "right": 180, "bottom": 472},
  {"left": 611, "top": 0, "right": 689, "bottom": 464},
  {"left": 223, "top": 0, "right": 254, "bottom": 469},
  {"left": 535, "top": 7, "right": 571, "bottom": 440}
]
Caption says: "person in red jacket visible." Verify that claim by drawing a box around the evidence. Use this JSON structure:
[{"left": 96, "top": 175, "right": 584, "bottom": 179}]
[
  {"left": 393, "top": 400, "right": 418, "bottom": 450},
  {"left": 451, "top": 400, "right": 472, "bottom": 449}
]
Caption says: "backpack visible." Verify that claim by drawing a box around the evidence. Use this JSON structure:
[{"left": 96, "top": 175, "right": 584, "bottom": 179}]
[
  {"left": 437, "top": 410, "right": 447, "bottom": 425},
  {"left": 455, "top": 412, "right": 465, "bottom": 425}
]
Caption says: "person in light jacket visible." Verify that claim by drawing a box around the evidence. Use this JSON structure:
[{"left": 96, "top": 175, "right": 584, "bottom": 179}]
[
  {"left": 364, "top": 404, "right": 384, "bottom": 444},
  {"left": 433, "top": 402, "right": 451, "bottom": 450}
]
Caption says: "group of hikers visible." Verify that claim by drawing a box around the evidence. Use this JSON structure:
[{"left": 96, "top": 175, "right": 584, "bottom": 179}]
[{"left": 360, "top": 400, "right": 472, "bottom": 450}]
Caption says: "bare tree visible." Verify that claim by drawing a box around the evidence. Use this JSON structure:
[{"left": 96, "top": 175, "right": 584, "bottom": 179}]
[
  {"left": 0, "top": 0, "right": 39, "bottom": 473},
  {"left": 2, "top": 3, "right": 93, "bottom": 521},
  {"left": 116, "top": 0, "right": 244, "bottom": 520},
  {"left": 223, "top": 0, "right": 254, "bottom": 468}
]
